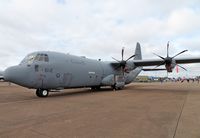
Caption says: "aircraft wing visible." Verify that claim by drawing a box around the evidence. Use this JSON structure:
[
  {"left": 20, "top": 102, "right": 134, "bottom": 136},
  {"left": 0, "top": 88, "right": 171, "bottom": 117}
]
[
  {"left": 134, "top": 59, "right": 163, "bottom": 66},
  {"left": 134, "top": 57, "right": 200, "bottom": 67},
  {"left": 174, "top": 58, "right": 200, "bottom": 64}
]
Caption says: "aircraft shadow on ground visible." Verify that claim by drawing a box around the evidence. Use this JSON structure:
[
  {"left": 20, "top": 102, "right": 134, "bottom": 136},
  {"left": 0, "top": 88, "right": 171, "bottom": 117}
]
[
  {"left": 48, "top": 87, "right": 117, "bottom": 98},
  {"left": 48, "top": 86, "right": 188, "bottom": 98},
  {"left": 128, "top": 87, "right": 188, "bottom": 93},
  {"left": 29, "top": 85, "right": 187, "bottom": 98}
]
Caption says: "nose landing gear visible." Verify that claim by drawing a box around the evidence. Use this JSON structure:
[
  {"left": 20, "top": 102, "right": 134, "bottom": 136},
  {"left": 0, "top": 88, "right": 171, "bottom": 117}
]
[{"left": 36, "top": 89, "right": 49, "bottom": 97}]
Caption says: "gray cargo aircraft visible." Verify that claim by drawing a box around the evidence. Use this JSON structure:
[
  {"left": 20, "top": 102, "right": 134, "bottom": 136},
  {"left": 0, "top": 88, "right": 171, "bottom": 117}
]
[{"left": 1, "top": 42, "right": 200, "bottom": 97}]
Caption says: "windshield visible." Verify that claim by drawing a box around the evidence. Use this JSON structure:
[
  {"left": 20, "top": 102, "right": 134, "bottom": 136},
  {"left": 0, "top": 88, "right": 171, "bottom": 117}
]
[{"left": 20, "top": 53, "right": 49, "bottom": 64}]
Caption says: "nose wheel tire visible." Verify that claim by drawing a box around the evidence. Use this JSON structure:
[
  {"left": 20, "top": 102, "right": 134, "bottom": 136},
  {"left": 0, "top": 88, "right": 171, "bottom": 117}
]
[{"left": 36, "top": 89, "right": 49, "bottom": 97}]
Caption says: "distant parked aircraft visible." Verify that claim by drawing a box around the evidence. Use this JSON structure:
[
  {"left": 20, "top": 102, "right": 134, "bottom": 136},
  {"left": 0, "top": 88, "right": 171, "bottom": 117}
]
[
  {"left": 2, "top": 42, "right": 200, "bottom": 97},
  {"left": 0, "top": 71, "right": 4, "bottom": 80}
]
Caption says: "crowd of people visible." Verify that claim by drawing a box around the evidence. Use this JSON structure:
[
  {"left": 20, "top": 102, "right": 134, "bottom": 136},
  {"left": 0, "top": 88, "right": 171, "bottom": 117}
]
[{"left": 159, "top": 76, "right": 200, "bottom": 83}]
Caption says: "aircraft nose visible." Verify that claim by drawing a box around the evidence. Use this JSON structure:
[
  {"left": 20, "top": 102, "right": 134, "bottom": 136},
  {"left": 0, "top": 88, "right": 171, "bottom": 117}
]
[
  {"left": 4, "top": 65, "right": 33, "bottom": 87},
  {"left": 4, "top": 66, "right": 19, "bottom": 82},
  {"left": 4, "top": 66, "right": 28, "bottom": 84}
]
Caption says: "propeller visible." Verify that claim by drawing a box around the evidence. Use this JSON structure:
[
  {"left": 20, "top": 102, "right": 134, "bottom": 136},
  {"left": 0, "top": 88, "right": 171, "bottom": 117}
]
[
  {"left": 153, "top": 42, "right": 188, "bottom": 72},
  {"left": 112, "top": 47, "right": 135, "bottom": 75}
]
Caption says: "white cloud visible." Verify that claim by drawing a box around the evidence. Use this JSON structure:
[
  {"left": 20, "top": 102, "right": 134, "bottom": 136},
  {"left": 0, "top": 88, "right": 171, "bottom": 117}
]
[{"left": 165, "top": 8, "right": 200, "bottom": 37}]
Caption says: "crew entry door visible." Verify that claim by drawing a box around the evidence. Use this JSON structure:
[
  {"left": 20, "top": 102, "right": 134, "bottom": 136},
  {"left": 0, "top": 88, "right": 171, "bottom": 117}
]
[{"left": 34, "top": 64, "right": 47, "bottom": 88}]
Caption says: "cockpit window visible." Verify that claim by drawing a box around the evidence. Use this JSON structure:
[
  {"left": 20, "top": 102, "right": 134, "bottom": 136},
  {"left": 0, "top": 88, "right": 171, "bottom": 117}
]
[
  {"left": 35, "top": 54, "right": 49, "bottom": 62},
  {"left": 44, "top": 54, "right": 49, "bottom": 62},
  {"left": 20, "top": 54, "right": 36, "bottom": 64},
  {"left": 20, "top": 53, "right": 49, "bottom": 64}
]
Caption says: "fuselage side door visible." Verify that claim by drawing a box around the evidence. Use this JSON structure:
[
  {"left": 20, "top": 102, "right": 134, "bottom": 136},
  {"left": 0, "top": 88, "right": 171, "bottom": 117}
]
[
  {"left": 88, "top": 71, "right": 98, "bottom": 86},
  {"left": 34, "top": 64, "right": 46, "bottom": 88}
]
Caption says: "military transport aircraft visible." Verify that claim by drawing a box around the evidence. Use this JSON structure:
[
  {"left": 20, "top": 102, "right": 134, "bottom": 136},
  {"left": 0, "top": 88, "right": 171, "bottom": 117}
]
[{"left": 1, "top": 42, "right": 200, "bottom": 97}]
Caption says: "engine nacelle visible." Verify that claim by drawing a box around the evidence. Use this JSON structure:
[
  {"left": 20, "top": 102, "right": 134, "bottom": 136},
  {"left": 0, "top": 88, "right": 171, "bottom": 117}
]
[{"left": 165, "top": 59, "right": 176, "bottom": 72}]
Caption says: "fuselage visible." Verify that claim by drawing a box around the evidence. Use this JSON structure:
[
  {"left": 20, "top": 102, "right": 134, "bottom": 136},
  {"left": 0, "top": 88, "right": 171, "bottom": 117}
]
[{"left": 4, "top": 51, "right": 142, "bottom": 90}]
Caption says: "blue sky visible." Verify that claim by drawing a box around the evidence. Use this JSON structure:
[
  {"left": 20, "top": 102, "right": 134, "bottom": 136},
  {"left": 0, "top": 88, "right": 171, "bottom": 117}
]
[{"left": 0, "top": 0, "right": 200, "bottom": 77}]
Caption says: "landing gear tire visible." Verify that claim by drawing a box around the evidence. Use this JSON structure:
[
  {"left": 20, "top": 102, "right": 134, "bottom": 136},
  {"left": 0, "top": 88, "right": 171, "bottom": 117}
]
[
  {"left": 36, "top": 89, "right": 41, "bottom": 97},
  {"left": 112, "top": 83, "right": 117, "bottom": 91},
  {"left": 36, "top": 89, "right": 49, "bottom": 97}
]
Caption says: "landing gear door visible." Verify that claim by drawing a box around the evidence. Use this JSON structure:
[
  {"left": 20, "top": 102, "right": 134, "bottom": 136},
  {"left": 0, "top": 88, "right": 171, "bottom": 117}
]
[{"left": 115, "top": 75, "right": 125, "bottom": 89}]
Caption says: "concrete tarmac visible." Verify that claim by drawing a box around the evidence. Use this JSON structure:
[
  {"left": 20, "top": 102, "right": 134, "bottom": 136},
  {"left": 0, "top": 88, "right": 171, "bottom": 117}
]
[{"left": 0, "top": 82, "right": 200, "bottom": 138}]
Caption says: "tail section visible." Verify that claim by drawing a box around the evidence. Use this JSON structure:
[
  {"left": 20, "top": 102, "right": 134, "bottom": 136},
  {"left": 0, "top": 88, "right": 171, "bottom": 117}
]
[
  {"left": 124, "top": 42, "right": 142, "bottom": 84},
  {"left": 134, "top": 42, "right": 142, "bottom": 60}
]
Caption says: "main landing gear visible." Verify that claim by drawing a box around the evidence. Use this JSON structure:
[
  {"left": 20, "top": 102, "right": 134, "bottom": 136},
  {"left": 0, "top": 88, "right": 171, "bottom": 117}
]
[
  {"left": 112, "top": 83, "right": 124, "bottom": 91},
  {"left": 36, "top": 89, "right": 49, "bottom": 97},
  {"left": 91, "top": 86, "right": 101, "bottom": 90}
]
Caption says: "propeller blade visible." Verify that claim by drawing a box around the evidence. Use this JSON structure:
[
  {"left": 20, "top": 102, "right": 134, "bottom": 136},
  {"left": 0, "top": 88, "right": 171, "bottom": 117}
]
[
  {"left": 172, "top": 50, "right": 188, "bottom": 59},
  {"left": 122, "top": 47, "right": 125, "bottom": 61},
  {"left": 153, "top": 53, "right": 165, "bottom": 60},
  {"left": 167, "top": 41, "right": 169, "bottom": 57},
  {"left": 112, "top": 57, "right": 120, "bottom": 62},
  {"left": 126, "top": 55, "right": 135, "bottom": 62},
  {"left": 177, "top": 65, "right": 187, "bottom": 71}
]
